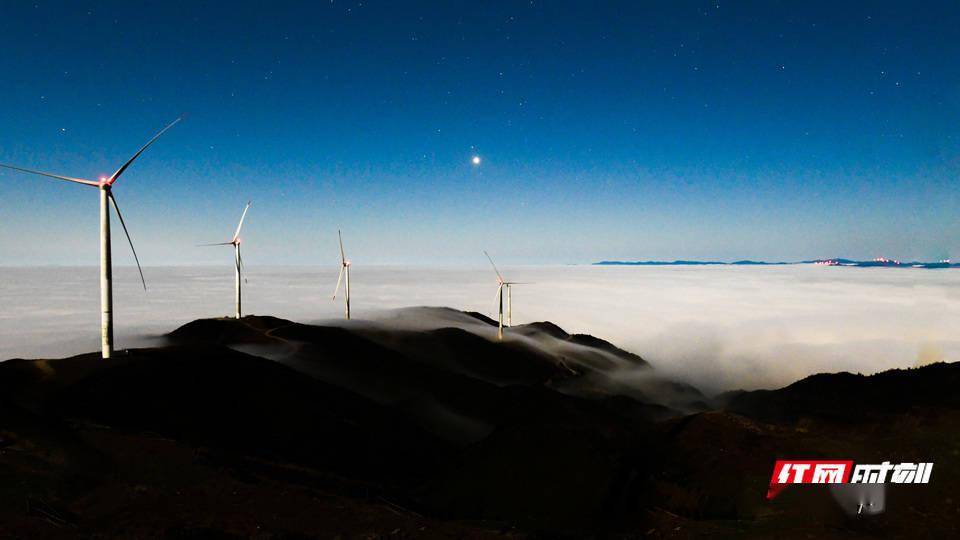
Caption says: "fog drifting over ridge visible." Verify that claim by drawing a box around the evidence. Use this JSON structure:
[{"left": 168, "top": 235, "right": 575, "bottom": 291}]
[{"left": 1, "top": 265, "right": 957, "bottom": 393}]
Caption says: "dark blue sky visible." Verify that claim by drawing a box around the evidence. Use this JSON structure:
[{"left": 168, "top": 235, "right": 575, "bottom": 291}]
[{"left": 0, "top": 1, "right": 957, "bottom": 265}]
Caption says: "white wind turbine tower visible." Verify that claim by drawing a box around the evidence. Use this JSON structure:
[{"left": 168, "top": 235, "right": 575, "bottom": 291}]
[
  {"left": 200, "top": 201, "right": 251, "bottom": 319},
  {"left": 332, "top": 230, "right": 351, "bottom": 320},
  {"left": 0, "top": 118, "right": 181, "bottom": 359},
  {"left": 484, "top": 250, "right": 527, "bottom": 340}
]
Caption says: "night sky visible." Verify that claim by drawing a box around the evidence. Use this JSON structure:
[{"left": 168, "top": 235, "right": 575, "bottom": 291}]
[{"left": 0, "top": 1, "right": 957, "bottom": 265}]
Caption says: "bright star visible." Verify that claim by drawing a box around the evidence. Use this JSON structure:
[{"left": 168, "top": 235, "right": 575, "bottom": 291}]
[{"left": 471, "top": 156, "right": 481, "bottom": 165}]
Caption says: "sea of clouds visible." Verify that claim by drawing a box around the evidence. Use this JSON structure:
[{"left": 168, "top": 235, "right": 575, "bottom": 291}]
[{"left": 1, "top": 264, "right": 957, "bottom": 394}]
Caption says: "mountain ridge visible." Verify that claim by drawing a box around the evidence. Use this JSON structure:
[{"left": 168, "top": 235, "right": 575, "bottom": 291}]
[{"left": 3, "top": 309, "right": 960, "bottom": 537}]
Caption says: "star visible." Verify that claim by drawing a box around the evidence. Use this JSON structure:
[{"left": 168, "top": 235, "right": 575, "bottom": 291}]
[{"left": 471, "top": 156, "right": 481, "bottom": 166}]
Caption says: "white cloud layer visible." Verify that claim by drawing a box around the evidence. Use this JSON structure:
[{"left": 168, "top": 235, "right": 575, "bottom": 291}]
[{"left": 1, "top": 265, "right": 957, "bottom": 393}]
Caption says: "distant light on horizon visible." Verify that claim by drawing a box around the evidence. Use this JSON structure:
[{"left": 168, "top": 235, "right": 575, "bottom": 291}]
[{"left": 471, "top": 156, "right": 481, "bottom": 166}]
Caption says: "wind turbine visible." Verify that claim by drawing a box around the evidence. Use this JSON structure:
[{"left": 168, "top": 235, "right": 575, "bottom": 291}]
[
  {"left": 484, "top": 250, "right": 527, "bottom": 340},
  {"left": 332, "top": 230, "right": 351, "bottom": 320},
  {"left": 0, "top": 118, "right": 181, "bottom": 359},
  {"left": 200, "top": 201, "right": 251, "bottom": 319}
]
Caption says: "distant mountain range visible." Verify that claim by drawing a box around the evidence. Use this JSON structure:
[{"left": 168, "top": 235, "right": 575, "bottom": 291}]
[{"left": 594, "top": 258, "right": 958, "bottom": 269}]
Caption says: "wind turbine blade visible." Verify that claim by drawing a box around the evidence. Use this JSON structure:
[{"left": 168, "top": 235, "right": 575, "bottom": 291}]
[
  {"left": 0, "top": 163, "right": 99, "bottom": 186},
  {"left": 197, "top": 242, "right": 234, "bottom": 246},
  {"left": 338, "top": 230, "right": 346, "bottom": 264},
  {"left": 232, "top": 201, "right": 251, "bottom": 241},
  {"left": 108, "top": 117, "right": 181, "bottom": 183},
  {"left": 108, "top": 191, "right": 147, "bottom": 291},
  {"left": 483, "top": 250, "right": 504, "bottom": 281},
  {"left": 238, "top": 249, "right": 248, "bottom": 283},
  {"left": 332, "top": 264, "right": 345, "bottom": 300}
]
